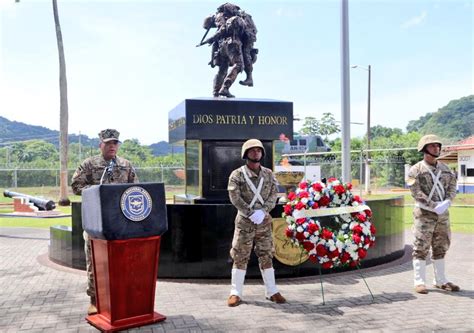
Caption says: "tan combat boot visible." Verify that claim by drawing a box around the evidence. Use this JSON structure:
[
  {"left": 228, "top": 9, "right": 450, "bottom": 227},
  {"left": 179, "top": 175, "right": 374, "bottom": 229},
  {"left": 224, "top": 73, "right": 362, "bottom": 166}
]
[
  {"left": 269, "top": 292, "right": 286, "bottom": 303},
  {"left": 87, "top": 296, "right": 98, "bottom": 315},
  {"left": 227, "top": 295, "right": 242, "bottom": 307},
  {"left": 414, "top": 284, "right": 428, "bottom": 294},
  {"left": 87, "top": 304, "right": 98, "bottom": 315}
]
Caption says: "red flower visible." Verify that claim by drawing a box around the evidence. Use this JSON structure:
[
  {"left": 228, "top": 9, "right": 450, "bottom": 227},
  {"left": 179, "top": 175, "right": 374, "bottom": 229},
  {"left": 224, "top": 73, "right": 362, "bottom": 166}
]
[
  {"left": 352, "top": 224, "right": 363, "bottom": 234},
  {"left": 283, "top": 204, "right": 293, "bottom": 215},
  {"left": 296, "top": 218, "right": 306, "bottom": 225},
  {"left": 298, "top": 191, "right": 309, "bottom": 199},
  {"left": 316, "top": 244, "right": 327, "bottom": 257},
  {"left": 299, "top": 182, "right": 308, "bottom": 189},
  {"left": 369, "top": 239, "right": 375, "bottom": 247},
  {"left": 349, "top": 260, "right": 359, "bottom": 267},
  {"left": 347, "top": 183, "right": 353, "bottom": 190},
  {"left": 356, "top": 213, "right": 367, "bottom": 222},
  {"left": 328, "top": 249, "right": 340, "bottom": 259},
  {"left": 334, "top": 184, "right": 345, "bottom": 195},
  {"left": 321, "top": 228, "right": 333, "bottom": 240},
  {"left": 295, "top": 232, "right": 305, "bottom": 241},
  {"left": 295, "top": 202, "right": 306, "bottom": 210},
  {"left": 353, "top": 195, "right": 363, "bottom": 203},
  {"left": 312, "top": 201, "right": 319, "bottom": 209},
  {"left": 352, "top": 234, "right": 361, "bottom": 244},
  {"left": 340, "top": 251, "right": 351, "bottom": 263},
  {"left": 309, "top": 254, "right": 318, "bottom": 263},
  {"left": 307, "top": 223, "right": 319, "bottom": 234},
  {"left": 327, "top": 177, "right": 337, "bottom": 183},
  {"left": 312, "top": 183, "right": 323, "bottom": 192},
  {"left": 302, "top": 241, "right": 315, "bottom": 252},
  {"left": 318, "top": 196, "right": 330, "bottom": 207},
  {"left": 285, "top": 228, "right": 293, "bottom": 238},
  {"left": 287, "top": 192, "right": 296, "bottom": 201},
  {"left": 365, "top": 209, "right": 372, "bottom": 217},
  {"left": 370, "top": 224, "right": 376, "bottom": 234},
  {"left": 322, "top": 261, "right": 333, "bottom": 269},
  {"left": 358, "top": 248, "right": 367, "bottom": 259},
  {"left": 364, "top": 237, "right": 371, "bottom": 245}
]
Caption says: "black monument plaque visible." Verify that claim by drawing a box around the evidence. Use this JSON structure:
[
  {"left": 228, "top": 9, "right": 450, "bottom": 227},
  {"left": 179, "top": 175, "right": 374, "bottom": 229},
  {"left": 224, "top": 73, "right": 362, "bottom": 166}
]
[{"left": 169, "top": 98, "right": 293, "bottom": 202}]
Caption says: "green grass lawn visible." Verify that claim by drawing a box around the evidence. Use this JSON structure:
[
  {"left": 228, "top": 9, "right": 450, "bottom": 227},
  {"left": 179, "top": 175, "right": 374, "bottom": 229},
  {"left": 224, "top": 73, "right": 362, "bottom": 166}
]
[{"left": 1, "top": 187, "right": 473, "bottom": 233}]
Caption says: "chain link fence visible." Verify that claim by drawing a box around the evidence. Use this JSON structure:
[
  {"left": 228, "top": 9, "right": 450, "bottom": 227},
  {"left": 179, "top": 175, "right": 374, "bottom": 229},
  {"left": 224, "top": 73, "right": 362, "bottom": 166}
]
[{"left": 0, "top": 166, "right": 185, "bottom": 188}]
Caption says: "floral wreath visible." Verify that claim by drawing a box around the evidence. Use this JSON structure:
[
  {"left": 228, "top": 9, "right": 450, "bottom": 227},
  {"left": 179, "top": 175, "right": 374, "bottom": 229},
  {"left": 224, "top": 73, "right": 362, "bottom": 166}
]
[{"left": 282, "top": 177, "right": 376, "bottom": 269}]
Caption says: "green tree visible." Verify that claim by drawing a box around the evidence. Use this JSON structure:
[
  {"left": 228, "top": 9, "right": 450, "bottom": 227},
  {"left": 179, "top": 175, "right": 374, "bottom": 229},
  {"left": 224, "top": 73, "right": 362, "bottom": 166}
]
[
  {"left": 300, "top": 113, "right": 341, "bottom": 140},
  {"left": 300, "top": 117, "right": 320, "bottom": 136},
  {"left": 120, "top": 139, "right": 155, "bottom": 165}
]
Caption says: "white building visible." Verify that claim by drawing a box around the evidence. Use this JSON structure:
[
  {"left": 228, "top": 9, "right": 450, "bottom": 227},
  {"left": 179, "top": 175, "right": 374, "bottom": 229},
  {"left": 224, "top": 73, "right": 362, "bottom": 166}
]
[{"left": 439, "top": 135, "right": 474, "bottom": 194}]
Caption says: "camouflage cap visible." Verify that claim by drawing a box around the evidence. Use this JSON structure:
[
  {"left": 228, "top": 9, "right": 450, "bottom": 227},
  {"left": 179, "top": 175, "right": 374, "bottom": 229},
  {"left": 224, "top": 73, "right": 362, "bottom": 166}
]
[{"left": 99, "top": 129, "right": 120, "bottom": 143}]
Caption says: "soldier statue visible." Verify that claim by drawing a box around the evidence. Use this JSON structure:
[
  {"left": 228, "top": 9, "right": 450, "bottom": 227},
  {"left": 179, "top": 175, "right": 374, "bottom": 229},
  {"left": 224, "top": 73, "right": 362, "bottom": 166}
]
[{"left": 197, "top": 3, "right": 258, "bottom": 98}]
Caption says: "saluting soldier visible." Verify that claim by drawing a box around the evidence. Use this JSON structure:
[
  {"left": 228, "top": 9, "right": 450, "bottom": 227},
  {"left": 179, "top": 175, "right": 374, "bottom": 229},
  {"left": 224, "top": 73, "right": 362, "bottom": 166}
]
[
  {"left": 227, "top": 139, "right": 286, "bottom": 307},
  {"left": 71, "top": 129, "right": 138, "bottom": 315},
  {"left": 407, "top": 135, "right": 460, "bottom": 294}
]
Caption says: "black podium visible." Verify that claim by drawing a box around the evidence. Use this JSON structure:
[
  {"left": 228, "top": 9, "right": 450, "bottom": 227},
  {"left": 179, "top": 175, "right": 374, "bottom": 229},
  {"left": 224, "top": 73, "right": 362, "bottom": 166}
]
[{"left": 82, "top": 183, "right": 168, "bottom": 332}]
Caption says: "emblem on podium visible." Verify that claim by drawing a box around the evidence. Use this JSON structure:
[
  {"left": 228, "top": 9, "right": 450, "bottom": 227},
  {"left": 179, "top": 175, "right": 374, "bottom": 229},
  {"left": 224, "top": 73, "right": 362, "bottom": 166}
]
[{"left": 120, "top": 186, "right": 153, "bottom": 222}]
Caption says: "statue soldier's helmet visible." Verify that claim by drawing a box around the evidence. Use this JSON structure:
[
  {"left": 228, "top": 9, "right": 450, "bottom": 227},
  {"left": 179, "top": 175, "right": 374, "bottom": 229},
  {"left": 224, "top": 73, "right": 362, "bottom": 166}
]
[
  {"left": 241, "top": 139, "right": 265, "bottom": 159},
  {"left": 99, "top": 129, "right": 121, "bottom": 143},
  {"left": 417, "top": 134, "right": 442, "bottom": 152},
  {"left": 217, "top": 2, "right": 240, "bottom": 16},
  {"left": 202, "top": 15, "right": 216, "bottom": 29}
]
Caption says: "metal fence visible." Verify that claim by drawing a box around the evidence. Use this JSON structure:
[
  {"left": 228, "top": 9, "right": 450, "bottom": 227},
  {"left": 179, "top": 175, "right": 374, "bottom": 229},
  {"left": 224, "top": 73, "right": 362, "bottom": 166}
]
[
  {"left": 0, "top": 166, "right": 185, "bottom": 188},
  {"left": 1, "top": 144, "right": 469, "bottom": 194}
]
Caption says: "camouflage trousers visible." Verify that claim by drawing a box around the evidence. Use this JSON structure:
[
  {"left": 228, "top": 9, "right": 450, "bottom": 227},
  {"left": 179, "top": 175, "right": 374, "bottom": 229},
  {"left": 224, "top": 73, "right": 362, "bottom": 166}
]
[
  {"left": 83, "top": 231, "right": 96, "bottom": 303},
  {"left": 412, "top": 207, "right": 451, "bottom": 260},
  {"left": 230, "top": 214, "right": 275, "bottom": 270}
]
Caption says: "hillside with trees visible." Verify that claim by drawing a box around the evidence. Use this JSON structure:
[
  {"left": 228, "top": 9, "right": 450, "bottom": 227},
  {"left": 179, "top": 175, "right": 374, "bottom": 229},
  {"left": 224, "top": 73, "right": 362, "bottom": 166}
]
[{"left": 406, "top": 95, "right": 473, "bottom": 141}]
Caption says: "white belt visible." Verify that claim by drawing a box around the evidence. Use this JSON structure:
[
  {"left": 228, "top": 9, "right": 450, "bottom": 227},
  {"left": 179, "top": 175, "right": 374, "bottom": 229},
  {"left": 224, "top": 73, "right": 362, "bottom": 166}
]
[{"left": 241, "top": 166, "right": 264, "bottom": 210}]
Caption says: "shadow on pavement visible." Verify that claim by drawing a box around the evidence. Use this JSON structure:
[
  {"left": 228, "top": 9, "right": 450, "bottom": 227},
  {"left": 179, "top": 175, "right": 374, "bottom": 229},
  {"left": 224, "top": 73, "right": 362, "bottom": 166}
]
[{"left": 246, "top": 292, "right": 417, "bottom": 316}]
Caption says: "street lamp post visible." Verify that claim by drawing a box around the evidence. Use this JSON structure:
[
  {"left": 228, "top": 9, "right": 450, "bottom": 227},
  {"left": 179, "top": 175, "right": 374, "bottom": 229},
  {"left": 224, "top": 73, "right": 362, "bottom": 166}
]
[{"left": 351, "top": 64, "right": 371, "bottom": 194}]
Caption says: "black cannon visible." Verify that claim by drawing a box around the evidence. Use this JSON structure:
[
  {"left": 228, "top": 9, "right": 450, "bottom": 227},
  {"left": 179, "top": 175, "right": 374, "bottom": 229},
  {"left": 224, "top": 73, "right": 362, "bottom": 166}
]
[{"left": 3, "top": 190, "right": 56, "bottom": 211}]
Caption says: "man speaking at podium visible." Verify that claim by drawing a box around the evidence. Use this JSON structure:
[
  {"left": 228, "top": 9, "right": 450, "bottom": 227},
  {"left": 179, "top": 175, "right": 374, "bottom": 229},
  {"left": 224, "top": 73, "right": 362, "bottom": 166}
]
[{"left": 71, "top": 128, "right": 138, "bottom": 315}]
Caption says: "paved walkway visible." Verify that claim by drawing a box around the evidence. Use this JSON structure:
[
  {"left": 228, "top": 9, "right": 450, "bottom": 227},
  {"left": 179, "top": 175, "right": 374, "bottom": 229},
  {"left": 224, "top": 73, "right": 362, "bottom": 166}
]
[{"left": 0, "top": 227, "right": 473, "bottom": 333}]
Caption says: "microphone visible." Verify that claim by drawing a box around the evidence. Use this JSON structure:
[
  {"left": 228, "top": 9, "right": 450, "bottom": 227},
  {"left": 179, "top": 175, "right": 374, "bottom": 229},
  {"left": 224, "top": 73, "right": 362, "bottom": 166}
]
[{"left": 106, "top": 158, "right": 116, "bottom": 176}]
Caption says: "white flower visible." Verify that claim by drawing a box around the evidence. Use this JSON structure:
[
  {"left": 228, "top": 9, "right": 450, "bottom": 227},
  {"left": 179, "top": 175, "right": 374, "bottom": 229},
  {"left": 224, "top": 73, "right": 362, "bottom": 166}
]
[
  {"left": 313, "top": 193, "right": 321, "bottom": 201},
  {"left": 309, "top": 235, "right": 319, "bottom": 243},
  {"left": 362, "top": 225, "right": 370, "bottom": 235},
  {"left": 341, "top": 214, "right": 351, "bottom": 222},
  {"left": 296, "top": 226, "right": 304, "bottom": 233},
  {"left": 301, "top": 197, "right": 308, "bottom": 205}
]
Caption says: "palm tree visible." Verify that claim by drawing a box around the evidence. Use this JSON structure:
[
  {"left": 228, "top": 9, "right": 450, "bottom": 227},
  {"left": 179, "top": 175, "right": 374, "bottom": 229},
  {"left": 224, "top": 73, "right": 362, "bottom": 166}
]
[
  {"left": 15, "top": 0, "right": 70, "bottom": 205},
  {"left": 52, "top": 0, "right": 70, "bottom": 206}
]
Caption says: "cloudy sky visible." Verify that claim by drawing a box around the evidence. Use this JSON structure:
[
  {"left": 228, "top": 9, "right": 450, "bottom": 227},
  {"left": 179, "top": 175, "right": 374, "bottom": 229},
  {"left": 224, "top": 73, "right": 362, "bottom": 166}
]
[{"left": 1, "top": 0, "right": 472, "bottom": 144}]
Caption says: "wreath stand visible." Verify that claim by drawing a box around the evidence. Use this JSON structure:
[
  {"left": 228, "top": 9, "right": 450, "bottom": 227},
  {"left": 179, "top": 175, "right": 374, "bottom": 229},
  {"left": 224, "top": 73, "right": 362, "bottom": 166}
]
[{"left": 317, "top": 264, "right": 375, "bottom": 305}]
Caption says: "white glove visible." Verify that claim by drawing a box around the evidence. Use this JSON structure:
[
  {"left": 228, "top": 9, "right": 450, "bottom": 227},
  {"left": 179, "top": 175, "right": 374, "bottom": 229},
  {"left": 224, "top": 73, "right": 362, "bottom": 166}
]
[
  {"left": 434, "top": 200, "right": 451, "bottom": 215},
  {"left": 249, "top": 209, "right": 266, "bottom": 225}
]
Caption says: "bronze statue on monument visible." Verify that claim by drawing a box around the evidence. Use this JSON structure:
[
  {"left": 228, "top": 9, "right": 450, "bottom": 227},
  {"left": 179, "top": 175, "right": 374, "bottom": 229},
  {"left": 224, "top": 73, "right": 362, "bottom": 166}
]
[{"left": 197, "top": 3, "right": 258, "bottom": 98}]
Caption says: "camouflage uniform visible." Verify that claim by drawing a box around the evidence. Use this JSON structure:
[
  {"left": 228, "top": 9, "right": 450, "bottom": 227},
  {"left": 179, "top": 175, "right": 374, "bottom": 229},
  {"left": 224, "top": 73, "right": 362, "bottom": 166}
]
[
  {"left": 71, "top": 153, "right": 138, "bottom": 304},
  {"left": 228, "top": 164, "right": 278, "bottom": 270},
  {"left": 407, "top": 160, "right": 457, "bottom": 260}
]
